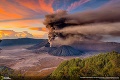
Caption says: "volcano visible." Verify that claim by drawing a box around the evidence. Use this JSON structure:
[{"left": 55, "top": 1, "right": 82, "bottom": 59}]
[
  {"left": 27, "top": 40, "right": 120, "bottom": 56},
  {"left": 49, "top": 45, "right": 84, "bottom": 56}
]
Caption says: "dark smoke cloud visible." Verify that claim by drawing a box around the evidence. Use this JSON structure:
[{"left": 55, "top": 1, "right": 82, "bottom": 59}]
[
  {"left": 57, "top": 23, "right": 120, "bottom": 38},
  {"left": 44, "top": 0, "right": 120, "bottom": 46}
]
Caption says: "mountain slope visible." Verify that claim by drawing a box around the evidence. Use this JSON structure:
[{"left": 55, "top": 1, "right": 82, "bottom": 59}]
[
  {"left": 27, "top": 40, "right": 120, "bottom": 53},
  {"left": 0, "top": 38, "right": 45, "bottom": 47},
  {"left": 27, "top": 39, "right": 50, "bottom": 50},
  {"left": 49, "top": 45, "right": 84, "bottom": 56},
  {"left": 71, "top": 41, "right": 120, "bottom": 52},
  {"left": 50, "top": 51, "right": 120, "bottom": 79}
]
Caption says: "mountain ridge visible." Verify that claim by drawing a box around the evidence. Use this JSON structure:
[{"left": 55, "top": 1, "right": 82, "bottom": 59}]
[{"left": 0, "top": 38, "right": 47, "bottom": 47}]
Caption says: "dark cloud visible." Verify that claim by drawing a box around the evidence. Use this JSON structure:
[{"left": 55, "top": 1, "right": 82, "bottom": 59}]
[{"left": 44, "top": 0, "right": 120, "bottom": 46}]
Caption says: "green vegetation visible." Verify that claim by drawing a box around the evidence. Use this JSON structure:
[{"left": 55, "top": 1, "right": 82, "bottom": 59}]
[
  {"left": 0, "top": 66, "right": 14, "bottom": 76},
  {"left": 0, "top": 66, "right": 44, "bottom": 80},
  {"left": 49, "top": 51, "right": 120, "bottom": 80}
]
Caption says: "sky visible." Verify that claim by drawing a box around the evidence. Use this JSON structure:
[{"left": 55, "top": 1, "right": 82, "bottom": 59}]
[{"left": 0, "top": 0, "right": 111, "bottom": 39}]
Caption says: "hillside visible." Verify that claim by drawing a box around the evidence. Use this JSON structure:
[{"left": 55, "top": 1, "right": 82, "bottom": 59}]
[
  {"left": 50, "top": 51, "right": 120, "bottom": 80},
  {"left": 49, "top": 45, "right": 84, "bottom": 56},
  {"left": 27, "top": 39, "right": 50, "bottom": 49},
  {"left": 71, "top": 41, "right": 120, "bottom": 52},
  {"left": 0, "top": 38, "right": 46, "bottom": 47}
]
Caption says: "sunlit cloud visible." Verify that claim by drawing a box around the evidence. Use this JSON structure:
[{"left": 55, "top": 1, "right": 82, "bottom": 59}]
[
  {"left": 29, "top": 27, "right": 47, "bottom": 32},
  {"left": 0, "top": 6, "right": 22, "bottom": 20},
  {"left": 15, "top": 31, "right": 33, "bottom": 38},
  {"left": 0, "top": 30, "right": 47, "bottom": 39},
  {"left": 0, "top": 30, "right": 33, "bottom": 39},
  {"left": 0, "top": 19, "right": 43, "bottom": 29},
  {"left": 67, "top": 0, "right": 90, "bottom": 11},
  {"left": 0, "top": 0, "right": 27, "bottom": 20},
  {"left": 15, "top": 0, "right": 41, "bottom": 12},
  {"left": 42, "top": 27, "right": 48, "bottom": 32},
  {"left": 32, "top": 34, "right": 43, "bottom": 39},
  {"left": 29, "top": 27, "right": 41, "bottom": 31},
  {"left": 39, "top": 0, "right": 54, "bottom": 13},
  {"left": 0, "top": 0, "right": 54, "bottom": 22},
  {"left": 0, "top": 18, "right": 46, "bottom": 39}
]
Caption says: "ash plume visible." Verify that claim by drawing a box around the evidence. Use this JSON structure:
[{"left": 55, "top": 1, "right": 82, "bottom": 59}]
[{"left": 44, "top": 0, "right": 120, "bottom": 47}]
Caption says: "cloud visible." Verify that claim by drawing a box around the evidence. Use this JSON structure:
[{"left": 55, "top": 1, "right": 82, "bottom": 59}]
[
  {"left": 15, "top": 31, "right": 33, "bottom": 38},
  {"left": 33, "top": 35, "right": 43, "bottom": 38},
  {"left": 29, "top": 27, "right": 42, "bottom": 31},
  {"left": 0, "top": 0, "right": 29, "bottom": 20},
  {"left": 0, "top": 30, "right": 48, "bottom": 39},
  {"left": 67, "top": 0, "right": 90, "bottom": 11},
  {"left": 0, "top": 0, "right": 54, "bottom": 22},
  {"left": 15, "top": 0, "right": 41, "bottom": 12},
  {"left": 0, "top": 6, "right": 22, "bottom": 20},
  {"left": 57, "top": 22, "right": 120, "bottom": 37},
  {"left": 16, "top": 0, "right": 54, "bottom": 13},
  {"left": 0, "top": 19, "right": 43, "bottom": 29},
  {"left": 29, "top": 27, "right": 48, "bottom": 32},
  {"left": 0, "top": 30, "right": 33, "bottom": 39},
  {"left": 41, "top": 27, "right": 48, "bottom": 32},
  {"left": 38, "top": 0, "right": 54, "bottom": 13}
]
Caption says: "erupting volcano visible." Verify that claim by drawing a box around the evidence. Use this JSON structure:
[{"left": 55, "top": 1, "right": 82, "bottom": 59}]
[{"left": 44, "top": 0, "right": 120, "bottom": 47}]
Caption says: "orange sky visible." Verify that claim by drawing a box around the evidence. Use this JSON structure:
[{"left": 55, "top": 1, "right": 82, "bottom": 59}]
[
  {"left": 0, "top": 0, "right": 108, "bottom": 39},
  {"left": 0, "top": 0, "right": 53, "bottom": 39}
]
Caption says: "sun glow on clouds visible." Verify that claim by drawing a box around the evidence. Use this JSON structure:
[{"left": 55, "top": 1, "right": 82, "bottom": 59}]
[
  {"left": 0, "top": 0, "right": 51, "bottom": 39},
  {"left": 0, "top": 0, "right": 105, "bottom": 39},
  {"left": 0, "top": 30, "right": 31, "bottom": 39},
  {"left": 0, "top": 30, "right": 47, "bottom": 39},
  {"left": 0, "top": 0, "right": 54, "bottom": 21},
  {"left": 0, "top": 26, "right": 47, "bottom": 39},
  {"left": 0, "top": 19, "right": 47, "bottom": 39}
]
